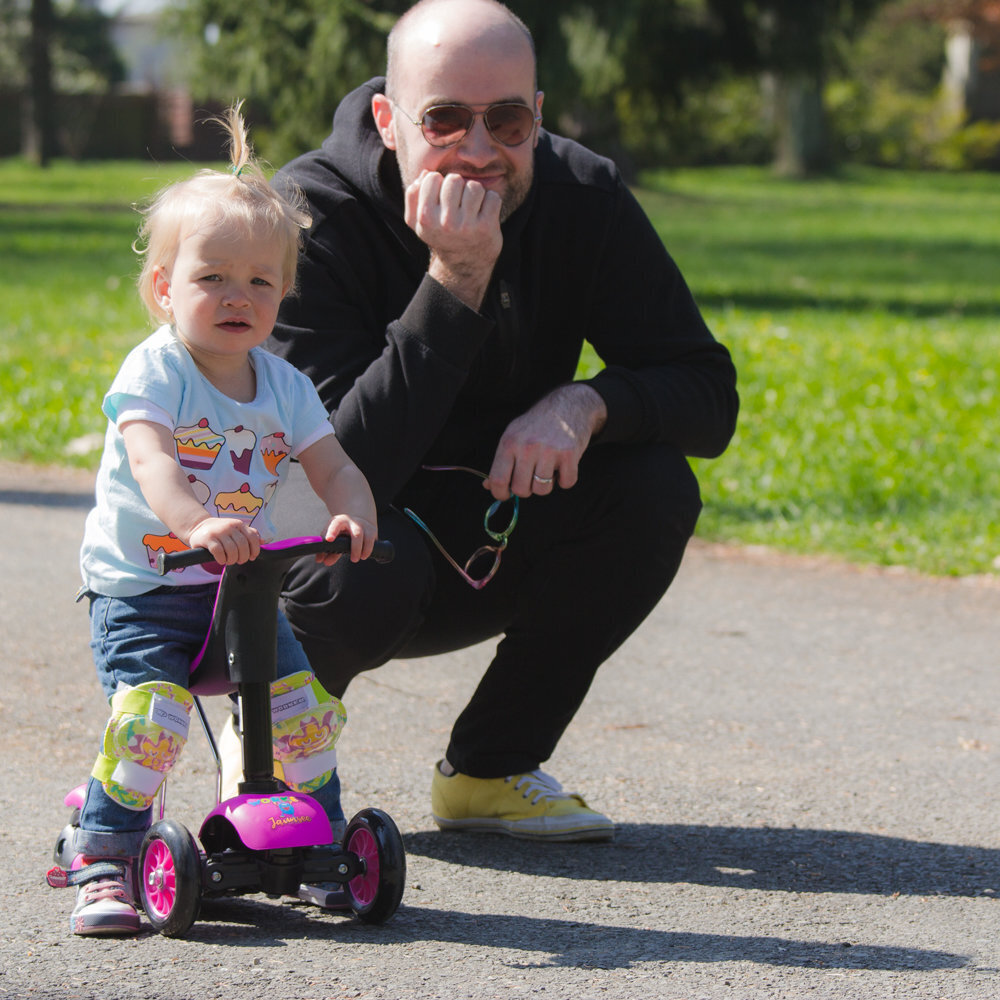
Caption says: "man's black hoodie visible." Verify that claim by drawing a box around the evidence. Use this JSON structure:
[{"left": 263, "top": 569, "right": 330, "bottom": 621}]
[{"left": 269, "top": 78, "right": 738, "bottom": 506}]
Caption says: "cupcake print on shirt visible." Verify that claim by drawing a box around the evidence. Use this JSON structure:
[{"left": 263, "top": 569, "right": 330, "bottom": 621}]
[
  {"left": 260, "top": 431, "right": 290, "bottom": 475},
  {"left": 214, "top": 483, "right": 264, "bottom": 527},
  {"left": 225, "top": 425, "right": 257, "bottom": 475},
  {"left": 186, "top": 474, "right": 210, "bottom": 504},
  {"left": 141, "top": 532, "right": 187, "bottom": 571},
  {"left": 174, "top": 418, "right": 225, "bottom": 471}
]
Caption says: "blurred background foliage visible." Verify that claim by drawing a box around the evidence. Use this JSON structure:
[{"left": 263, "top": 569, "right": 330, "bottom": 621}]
[
  {"left": 163, "top": 0, "right": 1000, "bottom": 172},
  {"left": 4, "top": 0, "right": 1000, "bottom": 171}
]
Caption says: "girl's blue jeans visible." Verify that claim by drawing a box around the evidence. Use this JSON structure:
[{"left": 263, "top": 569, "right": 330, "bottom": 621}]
[{"left": 74, "top": 583, "right": 344, "bottom": 859}]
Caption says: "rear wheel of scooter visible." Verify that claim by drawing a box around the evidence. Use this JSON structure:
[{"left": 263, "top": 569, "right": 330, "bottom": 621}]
[
  {"left": 52, "top": 808, "right": 80, "bottom": 868},
  {"left": 344, "top": 808, "right": 406, "bottom": 924},
  {"left": 139, "top": 819, "right": 202, "bottom": 937}
]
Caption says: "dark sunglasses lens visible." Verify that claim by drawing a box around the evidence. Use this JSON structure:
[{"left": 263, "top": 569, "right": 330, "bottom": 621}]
[
  {"left": 485, "top": 104, "right": 535, "bottom": 146},
  {"left": 422, "top": 106, "right": 473, "bottom": 145}
]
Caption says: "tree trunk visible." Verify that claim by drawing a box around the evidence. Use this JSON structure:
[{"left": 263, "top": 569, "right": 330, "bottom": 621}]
[
  {"left": 766, "top": 70, "right": 831, "bottom": 177},
  {"left": 25, "top": 0, "right": 57, "bottom": 166}
]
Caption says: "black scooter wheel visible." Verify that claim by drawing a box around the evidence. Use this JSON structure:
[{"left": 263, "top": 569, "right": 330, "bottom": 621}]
[{"left": 344, "top": 808, "right": 406, "bottom": 924}]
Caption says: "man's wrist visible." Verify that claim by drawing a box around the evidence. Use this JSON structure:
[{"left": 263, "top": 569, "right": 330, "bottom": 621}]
[
  {"left": 428, "top": 254, "right": 494, "bottom": 312},
  {"left": 565, "top": 382, "right": 608, "bottom": 436}
]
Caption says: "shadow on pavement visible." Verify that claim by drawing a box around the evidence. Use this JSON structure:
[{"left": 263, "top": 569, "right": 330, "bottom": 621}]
[
  {"left": 162, "top": 824, "right": 987, "bottom": 971},
  {"left": 403, "top": 825, "right": 1000, "bottom": 898},
  {"left": 384, "top": 908, "right": 969, "bottom": 971},
  {"left": 177, "top": 896, "right": 968, "bottom": 972}
]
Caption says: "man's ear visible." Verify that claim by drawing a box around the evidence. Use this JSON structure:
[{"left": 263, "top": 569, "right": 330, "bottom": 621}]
[{"left": 371, "top": 94, "right": 397, "bottom": 151}]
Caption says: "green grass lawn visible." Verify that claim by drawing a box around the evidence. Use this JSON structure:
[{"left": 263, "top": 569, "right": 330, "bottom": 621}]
[
  {"left": 590, "top": 167, "right": 1000, "bottom": 577},
  {"left": 3, "top": 159, "right": 999, "bottom": 576}
]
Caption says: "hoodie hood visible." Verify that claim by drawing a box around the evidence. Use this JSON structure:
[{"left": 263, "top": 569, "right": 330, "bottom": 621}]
[
  {"left": 271, "top": 77, "right": 421, "bottom": 266},
  {"left": 321, "top": 77, "right": 402, "bottom": 210}
]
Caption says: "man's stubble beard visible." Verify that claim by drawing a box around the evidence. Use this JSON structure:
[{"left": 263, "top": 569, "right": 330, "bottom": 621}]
[{"left": 393, "top": 129, "right": 533, "bottom": 223}]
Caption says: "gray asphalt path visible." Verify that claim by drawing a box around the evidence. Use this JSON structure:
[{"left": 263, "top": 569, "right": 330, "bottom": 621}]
[{"left": 2, "top": 461, "right": 999, "bottom": 1000}]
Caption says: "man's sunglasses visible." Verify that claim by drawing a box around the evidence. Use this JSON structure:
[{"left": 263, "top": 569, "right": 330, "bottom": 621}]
[{"left": 392, "top": 100, "right": 541, "bottom": 148}]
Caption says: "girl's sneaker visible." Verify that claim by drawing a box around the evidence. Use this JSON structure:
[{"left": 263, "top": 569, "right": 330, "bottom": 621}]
[{"left": 49, "top": 859, "right": 140, "bottom": 936}]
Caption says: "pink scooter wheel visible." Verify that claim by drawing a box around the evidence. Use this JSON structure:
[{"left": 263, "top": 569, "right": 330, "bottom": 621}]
[{"left": 138, "top": 819, "right": 202, "bottom": 937}]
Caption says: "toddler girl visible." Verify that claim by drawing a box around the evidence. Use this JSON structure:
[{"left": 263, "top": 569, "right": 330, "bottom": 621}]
[{"left": 52, "top": 104, "right": 377, "bottom": 936}]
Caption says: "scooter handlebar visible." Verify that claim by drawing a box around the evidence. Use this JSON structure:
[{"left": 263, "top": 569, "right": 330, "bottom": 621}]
[{"left": 157, "top": 536, "right": 395, "bottom": 575}]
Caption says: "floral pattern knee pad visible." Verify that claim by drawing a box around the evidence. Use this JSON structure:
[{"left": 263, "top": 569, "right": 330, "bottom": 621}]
[
  {"left": 270, "top": 671, "right": 346, "bottom": 793},
  {"left": 91, "top": 681, "right": 193, "bottom": 811}
]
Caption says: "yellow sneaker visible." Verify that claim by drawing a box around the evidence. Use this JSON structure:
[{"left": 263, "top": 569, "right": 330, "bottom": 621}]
[{"left": 431, "top": 763, "right": 614, "bottom": 841}]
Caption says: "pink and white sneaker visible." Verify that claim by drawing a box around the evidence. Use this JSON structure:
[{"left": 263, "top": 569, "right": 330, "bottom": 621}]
[{"left": 49, "top": 859, "right": 140, "bottom": 936}]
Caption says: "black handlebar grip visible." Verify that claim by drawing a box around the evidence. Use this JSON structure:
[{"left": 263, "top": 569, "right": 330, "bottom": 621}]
[
  {"left": 370, "top": 539, "right": 395, "bottom": 563},
  {"left": 157, "top": 536, "right": 395, "bottom": 575},
  {"left": 157, "top": 547, "right": 214, "bottom": 574}
]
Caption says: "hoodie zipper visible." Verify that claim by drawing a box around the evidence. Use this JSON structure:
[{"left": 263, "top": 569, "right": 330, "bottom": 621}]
[{"left": 496, "top": 278, "right": 518, "bottom": 381}]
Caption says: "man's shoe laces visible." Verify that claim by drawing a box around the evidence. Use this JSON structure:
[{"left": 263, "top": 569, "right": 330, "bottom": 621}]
[{"left": 506, "top": 769, "right": 572, "bottom": 804}]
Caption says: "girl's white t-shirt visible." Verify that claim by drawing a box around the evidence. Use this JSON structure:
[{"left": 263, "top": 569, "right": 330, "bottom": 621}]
[{"left": 80, "top": 325, "right": 334, "bottom": 596}]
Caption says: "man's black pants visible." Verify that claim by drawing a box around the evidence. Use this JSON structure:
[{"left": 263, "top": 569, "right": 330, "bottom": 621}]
[{"left": 275, "top": 443, "right": 702, "bottom": 778}]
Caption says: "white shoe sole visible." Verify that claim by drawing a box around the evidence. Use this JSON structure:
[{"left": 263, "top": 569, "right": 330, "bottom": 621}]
[{"left": 432, "top": 813, "right": 614, "bottom": 842}]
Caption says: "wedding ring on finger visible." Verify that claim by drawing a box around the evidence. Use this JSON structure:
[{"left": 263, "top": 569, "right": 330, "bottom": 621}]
[{"left": 532, "top": 474, "right": 554, "bottom": 485}]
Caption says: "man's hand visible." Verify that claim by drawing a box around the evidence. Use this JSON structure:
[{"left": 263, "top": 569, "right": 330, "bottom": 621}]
[
  {"left": 485, "top": 384, "right": 608, "bottom": 500},
  {"left": 404, "top": 170, "right": 502, "bottom": 310}
]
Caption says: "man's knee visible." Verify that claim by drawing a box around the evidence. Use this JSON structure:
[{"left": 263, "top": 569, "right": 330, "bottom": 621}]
[
  {"left": 588, "top": 444, "right": 702, "bottom": 602},
  {"left": 594, "top": 443, "right": 702, "bottom": 539}
]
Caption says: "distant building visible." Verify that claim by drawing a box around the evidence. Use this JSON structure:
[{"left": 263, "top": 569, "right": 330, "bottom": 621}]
[
  {"left": 95, "top": 0, "right": 183, "bottom": 92},
  {"left": 0, "top": 0, "right": 230, "bottom": 159},
  {"left": 942, "top": 12, "right": 1000, "bottom": 122},
  {"left": 87, "top": 0, "right": 220, "bottom": 157}
]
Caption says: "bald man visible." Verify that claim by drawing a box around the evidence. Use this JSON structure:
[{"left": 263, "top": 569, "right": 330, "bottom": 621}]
[{"left": 267, "top": 0, "right": 738, "bottom": 842}]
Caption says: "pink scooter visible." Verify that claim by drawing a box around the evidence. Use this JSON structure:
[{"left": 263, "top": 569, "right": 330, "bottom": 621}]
[{"left": 52, "top": 536, "right": 405, "bottom": 938}]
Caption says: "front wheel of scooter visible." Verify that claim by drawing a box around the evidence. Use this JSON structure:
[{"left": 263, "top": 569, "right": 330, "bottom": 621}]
[
  {"left": 138, "top": 819, "right": 202, "bottom": 938},
  {"left": 344, "top": 808, "right": 406, "bottom": 924}
]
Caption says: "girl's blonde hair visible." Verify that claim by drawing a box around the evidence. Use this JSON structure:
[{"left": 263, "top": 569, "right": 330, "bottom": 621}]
[{"left": 135, "top": 101, "right": 311, "bottom": 324}]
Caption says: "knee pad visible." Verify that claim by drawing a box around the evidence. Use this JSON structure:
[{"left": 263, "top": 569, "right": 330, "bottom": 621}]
[
  {"left": 91, "top": 681, "right": 193, "bottom": 811},
  {"left": 270, "top": 671, "right": 346, "bottom": 794}
]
